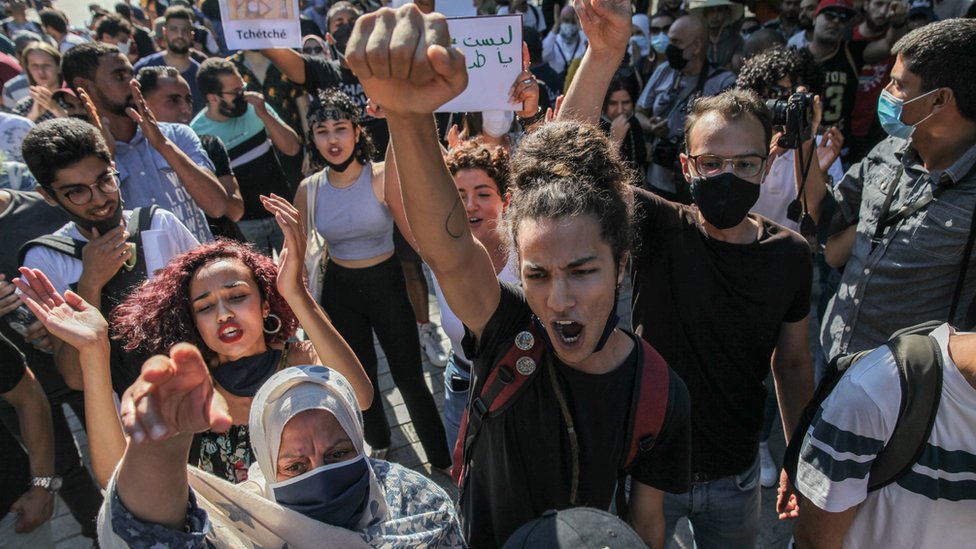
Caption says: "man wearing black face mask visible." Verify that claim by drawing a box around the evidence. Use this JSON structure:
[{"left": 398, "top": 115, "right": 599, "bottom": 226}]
[
  {"left": 637, "top": 15, "right": 735, "bottom": 202},
  {"left": 191, "top": 58, "right": 301, "bottom": 257},
  {"left": 631, "top": 90, "right": 814, "bottom": 548},
  {"left": 261, "top": 1, "right": 391, "bottom": 158}
]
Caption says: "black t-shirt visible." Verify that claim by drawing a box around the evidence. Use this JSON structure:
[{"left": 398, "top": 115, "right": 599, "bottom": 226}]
[
  {"left": 460, "top": 282, "right": 691, "bottom": 548},
  {"left": 631, "top": 189, "right": 812, "bottom": 477},
  {"left": 0, "top": 190, "right": 71, "bottom": 401},
  {"left": 817, "top": 41, "right": 868, "bottom": 137},
  {"left": 302, "top": 55, "right": 390, "bottom": 159},
  {"left": 0, "top": 332, "right": 30, "bottom": 516}
]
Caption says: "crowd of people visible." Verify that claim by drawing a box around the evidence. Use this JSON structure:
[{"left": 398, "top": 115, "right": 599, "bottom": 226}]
[{"left": 0, "top": 0, "right": 974, "bottom": 548}]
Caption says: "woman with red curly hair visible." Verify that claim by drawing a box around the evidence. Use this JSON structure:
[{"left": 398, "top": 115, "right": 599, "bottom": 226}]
[
  {"left": 52, "top": 194, "right": 372, "bottom": 485},
  {"left": 108, "top": 195, "right": 371, "bottom": 483}
]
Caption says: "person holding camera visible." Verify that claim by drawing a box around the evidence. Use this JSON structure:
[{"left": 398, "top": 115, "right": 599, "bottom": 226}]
[{"left": 636, "top": 14, "right": 735, "bottom": 203}]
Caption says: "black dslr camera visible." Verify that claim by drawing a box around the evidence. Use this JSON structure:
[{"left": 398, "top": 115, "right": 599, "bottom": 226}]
[{"left": 766, "top": 92, "right": 814, "bottom": 149}]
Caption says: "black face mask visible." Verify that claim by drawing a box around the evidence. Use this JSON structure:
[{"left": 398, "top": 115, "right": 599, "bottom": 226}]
[
  {"left": 331, "top": 22, "right": 353, "bottom": 58},
  {"left": 211, "top": 349, "right": 282, "bottom": 397},
  {"left": 689, "top": 171, "right": 761, "bottom": 229},
  {"left": 218, "top": 95, "right": 248, "bottom": 118},
  {"left": 665, "top": 43, "right": 688, "bottom": 71}
]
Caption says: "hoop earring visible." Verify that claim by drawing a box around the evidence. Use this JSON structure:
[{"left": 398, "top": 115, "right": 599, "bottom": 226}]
[{"left": 263, "top": 313, "right": 282, "bottom": 334}]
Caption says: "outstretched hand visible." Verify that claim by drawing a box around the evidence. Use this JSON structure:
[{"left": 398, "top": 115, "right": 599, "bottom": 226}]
[
  {"left": 261, "top": 193, "right": 307, "bottom": 301},
  {"left": 574, "top": 0, "right": 632, "bottom": 56},
  {"left": 120, "top": 343, "right": 231, "bottom": 444},
  {"left": 13, "top": 267, "right": 107, "bottom": 351},
  {"left": 346, "top": 4, "right": 468, "bottom": 116},
  {"left": 510, "top": 42, "right": 540, "bottom": 118}
]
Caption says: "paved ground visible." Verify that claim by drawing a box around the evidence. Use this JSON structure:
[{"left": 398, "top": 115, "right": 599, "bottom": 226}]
[{"left": 52, "top": 283, "right": 795, "bottom": 548}]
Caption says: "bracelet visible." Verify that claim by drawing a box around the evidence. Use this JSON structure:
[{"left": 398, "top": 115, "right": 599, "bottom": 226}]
[{"left": 518, "top": 107, "right": 545, "bottom": 128}]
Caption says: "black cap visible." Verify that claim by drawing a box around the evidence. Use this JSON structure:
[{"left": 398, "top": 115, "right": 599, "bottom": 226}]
[{"left": 502, "top": 508, "right": 647, "bottom": 549}]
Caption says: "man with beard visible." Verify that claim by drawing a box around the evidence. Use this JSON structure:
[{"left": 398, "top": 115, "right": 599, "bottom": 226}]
[
  {"left": 765, "top": 0, "right": 803, "bottom": 41},
  {"left": 689, "top": 0, "right": 744, "bottom": 70},
  {"left": 136, "top": 65, "right": 245, "bottom": 240},
  {"left": 848, "top": 0, "right": 902, "bottom": 162},
  {"left": 262, "top": 1, "right": 390, "bottom": 156},
  {"left": 636, "top": 15, "right": 736, "bottom": 202},
  {"left": 190, "top": 58, "right": 300, "bottom": 255},
  {"left": 805, "top": 0, "right": 907, "bottom": 155},
  {"left": 133, "top": 6, "right": 204, "bottom": 113},
  {"left": 788, "top": 0, "right": 819, "bottom": 48},
  {"left": 62, "top": 41, "right": 230, "bottom": 243}
]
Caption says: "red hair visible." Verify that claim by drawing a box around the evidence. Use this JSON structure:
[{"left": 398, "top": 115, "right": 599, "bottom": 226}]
[{"left": 111, "top": 240, "right": 298, "bottom": 361}]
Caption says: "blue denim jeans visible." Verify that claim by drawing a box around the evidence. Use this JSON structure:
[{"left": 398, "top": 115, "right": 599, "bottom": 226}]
[
  {"left": 442, "top": 352, "right": 471, "bottom": 460},
  {"left": 237, "top": 217, "right": 284, "bottom": 257},
  {"left": 663, "top": 454, "right": 762, "bottom": 549}
]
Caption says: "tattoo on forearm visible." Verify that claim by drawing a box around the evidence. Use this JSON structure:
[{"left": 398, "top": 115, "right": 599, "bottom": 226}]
[{"left": 445, "top": 196, "right": 465, "bottom": 239}]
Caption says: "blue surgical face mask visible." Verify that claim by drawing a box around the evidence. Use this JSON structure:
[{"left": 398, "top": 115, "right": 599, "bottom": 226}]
[
  {"left": 651, "top": 33, "right": 669, "bottom": 54},
  {"left": 878, "top": 88, "right": 940, "bottom": 140},
  {"left": 272, "top": 455, "right": 370, "bottom": 529}
]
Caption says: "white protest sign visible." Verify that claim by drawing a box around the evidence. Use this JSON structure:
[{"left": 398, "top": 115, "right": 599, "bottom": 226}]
[
  {"left": 438, "top": 15, "right": 522, "bottom": 112},
  {"left": 219, "top": 0, "right": 302, "bottom": 50}
]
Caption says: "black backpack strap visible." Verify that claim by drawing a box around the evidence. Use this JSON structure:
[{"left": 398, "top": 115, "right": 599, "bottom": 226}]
[
  {"left": 17, "top": 234, "right": 86, "bottom": 266},
  {"left": 785, "top": 349, "right": 871, "bottom": 489},
  {"left": 867, "top": 333, "right": 943, "bottom": 491},
  {"left": 452, "top": 320, "right": 545, "bottom": 490}
]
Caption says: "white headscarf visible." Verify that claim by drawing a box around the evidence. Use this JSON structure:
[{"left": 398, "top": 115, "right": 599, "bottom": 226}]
[{"left": 246, "top": 365, "right": 389, "bottom": 529}]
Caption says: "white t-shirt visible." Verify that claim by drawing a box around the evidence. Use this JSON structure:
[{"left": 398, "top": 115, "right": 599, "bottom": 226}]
[
  {"left": 431, "top": 256, "right": 520, "bottom": 364},
  {"left": 752, "top": 134, "right": 845, "bottom": 232},
  {"left": 22, "top": 208, "right": 200, "bottom": 296},
  {"left": 797, "top": 323, "right": 976, "bottom": 548}
]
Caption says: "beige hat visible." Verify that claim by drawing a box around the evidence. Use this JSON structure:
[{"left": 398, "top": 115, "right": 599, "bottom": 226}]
[{"left": 688, "top": 0, "right": 746, "bottom": 21}]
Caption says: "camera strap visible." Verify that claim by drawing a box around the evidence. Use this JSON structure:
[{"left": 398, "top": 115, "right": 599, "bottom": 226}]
[{"left": 870, "top": 165, "right": 942, "bottom": 252}]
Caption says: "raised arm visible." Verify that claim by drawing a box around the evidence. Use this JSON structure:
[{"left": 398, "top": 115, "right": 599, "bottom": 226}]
[
  {"left": 128, "top": 81, "right": 231, "bottom": 218},
  {"left": 247, "top": 95, "right": 302, "bottom": 156},
  {"left": 261, "top": 194, "right": 373, "bottom": 410},
  {"left": 116, "top": 344, "right": 231, "bottom": 530},
  {"left": 15, "top": 267, "right": 126, "bottom": 488},
  {"left": 346, "top": 5, "right": 501, "bottom": 338},
  {"left": 260, "top": 48, "right": 308, "bottom": 85},
  {"left": 557, "top": 0, "right": 632, "bottom": 125}
]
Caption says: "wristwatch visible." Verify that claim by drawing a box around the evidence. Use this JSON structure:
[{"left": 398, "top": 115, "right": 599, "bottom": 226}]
[{"left": 30, "top": 475, "right": 63, "bottom": 494}]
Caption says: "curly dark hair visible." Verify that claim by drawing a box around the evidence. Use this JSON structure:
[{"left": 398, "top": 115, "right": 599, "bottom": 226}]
[
  {"left": 506, "top": 121, "right": 635, "bottom": 264},
  {"left": 306, "top": 88, "right": 375, "bottom": 170},
  {"left": 446, "top": 141, "right": 510, "bottom": 195},
  {"left": 110, "top": 240, "right": 298, "bottom": 363},
  {"left": 736, "top": 45, "right": 824, "bottom": 98},
  {"left": 21, "top": 118, "right": 112, "bottom": 190}
]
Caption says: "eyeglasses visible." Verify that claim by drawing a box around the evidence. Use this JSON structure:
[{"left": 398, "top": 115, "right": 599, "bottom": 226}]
[
  {"left": 689, "top": 154, "right": 767, "bottom": 178},
  {"left": 218, "top": 84, "right": 247, "bottom": 99},
  {"left": 303, "top": 46, "right": 324, "bottom": 55},
  {"left": 59, "top": 169, "right": 120, "bottom": 205},
  {"left": 821, "top": 10, "right": 853, "bottom": 23}
]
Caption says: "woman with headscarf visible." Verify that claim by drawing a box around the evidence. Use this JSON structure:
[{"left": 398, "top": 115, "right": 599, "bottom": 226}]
[{"left": 14, "top": 282, "right": 463, "bottom": 548}]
